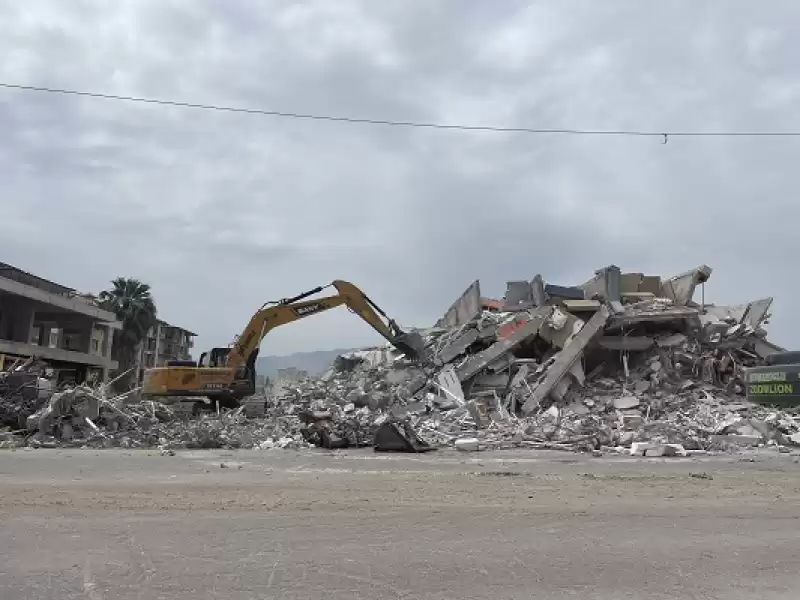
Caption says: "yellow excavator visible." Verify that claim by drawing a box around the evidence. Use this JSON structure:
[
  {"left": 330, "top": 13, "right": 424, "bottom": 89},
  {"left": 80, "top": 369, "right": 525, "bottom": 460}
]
[{"left": 142, "top": 280, "right": 426, "bottom": 408}]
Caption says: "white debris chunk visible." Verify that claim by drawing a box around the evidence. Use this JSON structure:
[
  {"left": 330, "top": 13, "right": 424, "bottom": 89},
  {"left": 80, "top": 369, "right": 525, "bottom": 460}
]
[
  {"left": 613, "top": 395, "right": 640, "bottom": 410},
  {"left": 455, "top": 437, "right": 481, "bottom": 452}
]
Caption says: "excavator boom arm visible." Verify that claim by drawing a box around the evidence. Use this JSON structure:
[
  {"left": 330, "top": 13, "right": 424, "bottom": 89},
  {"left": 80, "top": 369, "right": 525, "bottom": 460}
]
[
  {"left": 225, "top": 280, "right": 422, "bottom": 370},
  {"left": 331, "top": 279, "right": 405, "bottom": 341}
]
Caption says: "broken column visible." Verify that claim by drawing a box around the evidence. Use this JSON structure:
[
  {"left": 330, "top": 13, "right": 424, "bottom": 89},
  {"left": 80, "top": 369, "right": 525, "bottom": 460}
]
[
  {"left": 522, "top": 305, "right": 610, "bottom": 413},
  {"left": 435, "top": 280, "right": 482, "bottom": 328}
]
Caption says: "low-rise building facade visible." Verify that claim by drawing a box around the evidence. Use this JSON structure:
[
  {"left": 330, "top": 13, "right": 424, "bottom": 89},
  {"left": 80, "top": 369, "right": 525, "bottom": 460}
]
[{"left": 0, "top": 261, "right": 121, "bottom": 384}]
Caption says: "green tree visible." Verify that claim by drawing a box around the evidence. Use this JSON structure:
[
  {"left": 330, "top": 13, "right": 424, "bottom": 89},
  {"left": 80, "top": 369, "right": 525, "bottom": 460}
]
[{"left": 98, "top": 277, "right": 157, "bottom": 390}]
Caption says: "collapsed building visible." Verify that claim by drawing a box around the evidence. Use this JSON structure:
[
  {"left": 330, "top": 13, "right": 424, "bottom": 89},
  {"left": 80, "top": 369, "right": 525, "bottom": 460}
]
[
  {"left": 2, "top": 263, "right": 799, "bottom": 455},
  {"left": 418, "top": 263, "right": 779, "bottom": 417},
  {"left": 264, "top": 264, "right": 797, "bottom": 454}
]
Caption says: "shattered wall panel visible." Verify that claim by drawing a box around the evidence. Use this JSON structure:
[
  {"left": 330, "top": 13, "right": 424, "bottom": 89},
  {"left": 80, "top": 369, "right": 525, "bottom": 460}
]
[
  {"left": 456, "top": 307, "right": 552, "bottom": 382},
  {"left": 741, "top": 298, "right": 773, "bottom": 330},
  {"left": 522, "top": 305, "right": 610, "bottom": 413},
  {"left": 660, "top": 265, "right": 712, "bottom": 305},
  {"left": 435, "top": 280, "right": 482, "bottom": 328}
]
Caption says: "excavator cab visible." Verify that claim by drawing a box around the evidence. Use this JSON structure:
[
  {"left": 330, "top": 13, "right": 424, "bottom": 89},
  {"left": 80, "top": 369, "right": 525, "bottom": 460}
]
[{"left": 199, "top": 347, "right": 232, "bottom": 368}]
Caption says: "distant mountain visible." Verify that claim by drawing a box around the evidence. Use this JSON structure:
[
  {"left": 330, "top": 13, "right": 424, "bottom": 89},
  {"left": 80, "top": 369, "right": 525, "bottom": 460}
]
[{"left": 255, "top": 348, "right": 356, "bottom": 379}]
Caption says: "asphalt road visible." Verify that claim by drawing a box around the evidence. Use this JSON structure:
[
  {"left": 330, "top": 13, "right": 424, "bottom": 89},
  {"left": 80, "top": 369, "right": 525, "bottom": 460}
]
[{"left": 1, "top": 448, "right": 799, "bottom": 599}]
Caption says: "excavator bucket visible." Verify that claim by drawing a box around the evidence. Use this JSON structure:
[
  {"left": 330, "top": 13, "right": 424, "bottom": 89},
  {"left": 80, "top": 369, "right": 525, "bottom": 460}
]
[
  {"left": 393, "top": 331, "right": 428, "bottom": 362},
  {"left": 373, "top": 421, "right": 436, "bottom": 453}
]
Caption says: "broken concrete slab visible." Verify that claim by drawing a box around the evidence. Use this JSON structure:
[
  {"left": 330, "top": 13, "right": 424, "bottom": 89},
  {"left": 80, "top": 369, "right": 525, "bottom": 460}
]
[
  {"left": 599, "top": 336, "right": 654, "bottom": 351},
  {"left": 639, "top": 276, "right": 662, "bottom": 295},
  {"left": 619, "top": 411, "right": 644, "bottom": 429},
  {"left": 531, "top": 275, "right": 546, "bottom": 307},
  {"left": 630, "top": 442, "right": 687, "bottom": 457},
  {"left": 436, "top": 366, "right": 465, "bottom": 406},
  {"left": 567, "top": 401, "right": 590, "bottom": 415},
  {"left": 660, "top": 265, "right": 712, "bottom": 306},
  {"left": 607, "top": 305, "right": 699, "bottom": 329},
  {"left": 522, "top": 305, "right": 610, "bottom": 413},
  {"left": 435, "top": 328, "right": 479, "bottom": 365},
  {"left": 561, "top": 299, "right": 601, "bottom": 313},
  {"left": 436, "top": 280, "right": 482, "bottom": 328},
  {"left": 621, "top": 291, "right": 656, "bottom": 302},
  {"left": 751, "top": 337, "right": 785, "bottom": 359},
  {"left": 619, "top": 273, "right": 662, "bottom": 296},
  {"left": 545, "top": 284, "right": 585, "bottom": 300},
  {"left": 539, "top": 308, "right": 585, "bottom": 349},
  {"left": 613, "top": 395, "right": 640, "bottom": 410},
  {"left": 700, "top": 317, "right": 731, "bottom": 343},
  {"left": 620, "top": 272, "right": 644, "bottom": 294},
  {"left": 497, "top": 314, "right": 533, "bottom": 339},
  {"left": 550, "top": 361, "right": 586, "bottom": 403},
  {"left": 741, "top": 298, "right": 773, "bottom": 330},
  {"left": 477, "top": 323, "right": 498, "bottom": 340},
  {"left": 385, "top": 367, "right": 419, "bottom": 386},
  {"left": 486, "top": 354, "right": 515, "bottom": 374},
  {"left": 473, "top": 372, "right": 511, "bottom": 388},
  {"left": 406, "top": 374, "right": 429, "bottom": 396},
  {"left": 503, "top": 280, "right": 534, "bottom": 310},
  {"left": 582, "top": 265, "right": 621, "bottom": 303},
  {"left": 704, "top": 304, "right": 747, "bottom": 324},
  {"left": 455, "top": 437, "right": 481, "bottom": 451},
  {"left": 457, "top": 307, "right": 553, "bottom": 382}
]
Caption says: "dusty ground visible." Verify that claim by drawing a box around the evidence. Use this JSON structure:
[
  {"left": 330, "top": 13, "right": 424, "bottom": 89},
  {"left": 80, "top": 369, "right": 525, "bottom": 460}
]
[{"left": 1, "top": 448, "right": 799, "bottom": 599}]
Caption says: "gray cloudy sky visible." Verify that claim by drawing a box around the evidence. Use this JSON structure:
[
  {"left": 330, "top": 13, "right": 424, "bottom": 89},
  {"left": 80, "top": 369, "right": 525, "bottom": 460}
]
[{"left": 1, "top": 0, "right": 799, "bottom": 356}]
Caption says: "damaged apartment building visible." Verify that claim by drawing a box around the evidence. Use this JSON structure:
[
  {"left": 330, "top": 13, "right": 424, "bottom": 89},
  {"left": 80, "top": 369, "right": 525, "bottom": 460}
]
[
  {"left": 135, "top": 319, "right": 197, "bottom": 385},
  {"left": 0, "top": 262, "right": 121, "bottom": 384}
]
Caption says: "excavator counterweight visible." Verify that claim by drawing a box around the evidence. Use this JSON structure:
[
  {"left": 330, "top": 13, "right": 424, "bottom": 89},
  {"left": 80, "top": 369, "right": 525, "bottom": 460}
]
[{"left": 142, "top": 280, "right": 425, "bottom": 408}]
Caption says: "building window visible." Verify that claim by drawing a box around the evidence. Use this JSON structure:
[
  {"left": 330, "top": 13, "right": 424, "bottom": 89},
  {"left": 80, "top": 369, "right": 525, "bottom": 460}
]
[{"left": 92, "top": 339, "right": 99, "bottom": 353}]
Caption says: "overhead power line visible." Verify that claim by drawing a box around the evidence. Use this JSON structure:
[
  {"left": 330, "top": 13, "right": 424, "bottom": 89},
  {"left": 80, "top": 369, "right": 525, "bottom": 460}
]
[{"left": 2, "top": 82, "right": 800, "bottom": 139}]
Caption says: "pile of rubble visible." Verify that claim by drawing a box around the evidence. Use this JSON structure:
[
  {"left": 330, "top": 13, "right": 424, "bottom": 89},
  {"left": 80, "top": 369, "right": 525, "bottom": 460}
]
[
  {"left": 261, "top": 264, "right": 800, "bottom": 454},
  {"left": 2, "top": 263, "right": 799, "bottom": 455},
  {"left": 0, "top": 382, "right": 297, "bottom": 450},
  {"left": 0, "top": 357, "right": 52, "bottom": 431}
]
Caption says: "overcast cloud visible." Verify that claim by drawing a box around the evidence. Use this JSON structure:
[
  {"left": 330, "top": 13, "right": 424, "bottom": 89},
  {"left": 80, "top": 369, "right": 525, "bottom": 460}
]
[{"left": 1, "top": 0, "right": 799, "bottom": 355}]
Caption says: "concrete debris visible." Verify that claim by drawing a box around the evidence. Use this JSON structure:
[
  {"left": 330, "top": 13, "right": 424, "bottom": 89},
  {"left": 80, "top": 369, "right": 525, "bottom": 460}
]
[
  {"left": 630, "top": 442, "right": 688, "bottom": 457},
  {"left": 0, "top": 357, "right": 51, "bottom": 428},
  {"left": 374, "top": 421, "right": 435, "bottom": 452},
  {"left": 223, "top": 262, "right": 793, "bottom": 456},
  {"left": 613, "top": 395, "right": 640, "bottom": 410},
  {"left": 2, "top": 263, "right": 799, "bottom": 458},
  {"left": 26, "top": 387, "right": 100, "bottom": 433},
  {"left": 455, "top": 437, "right": 481, "bottom": 452}
]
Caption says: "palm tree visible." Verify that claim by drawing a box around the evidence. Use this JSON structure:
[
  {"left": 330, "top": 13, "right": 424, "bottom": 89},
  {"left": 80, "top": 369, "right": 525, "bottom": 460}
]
[{"left": 98, "top": 277, "right": 157, "bottom": 389}]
